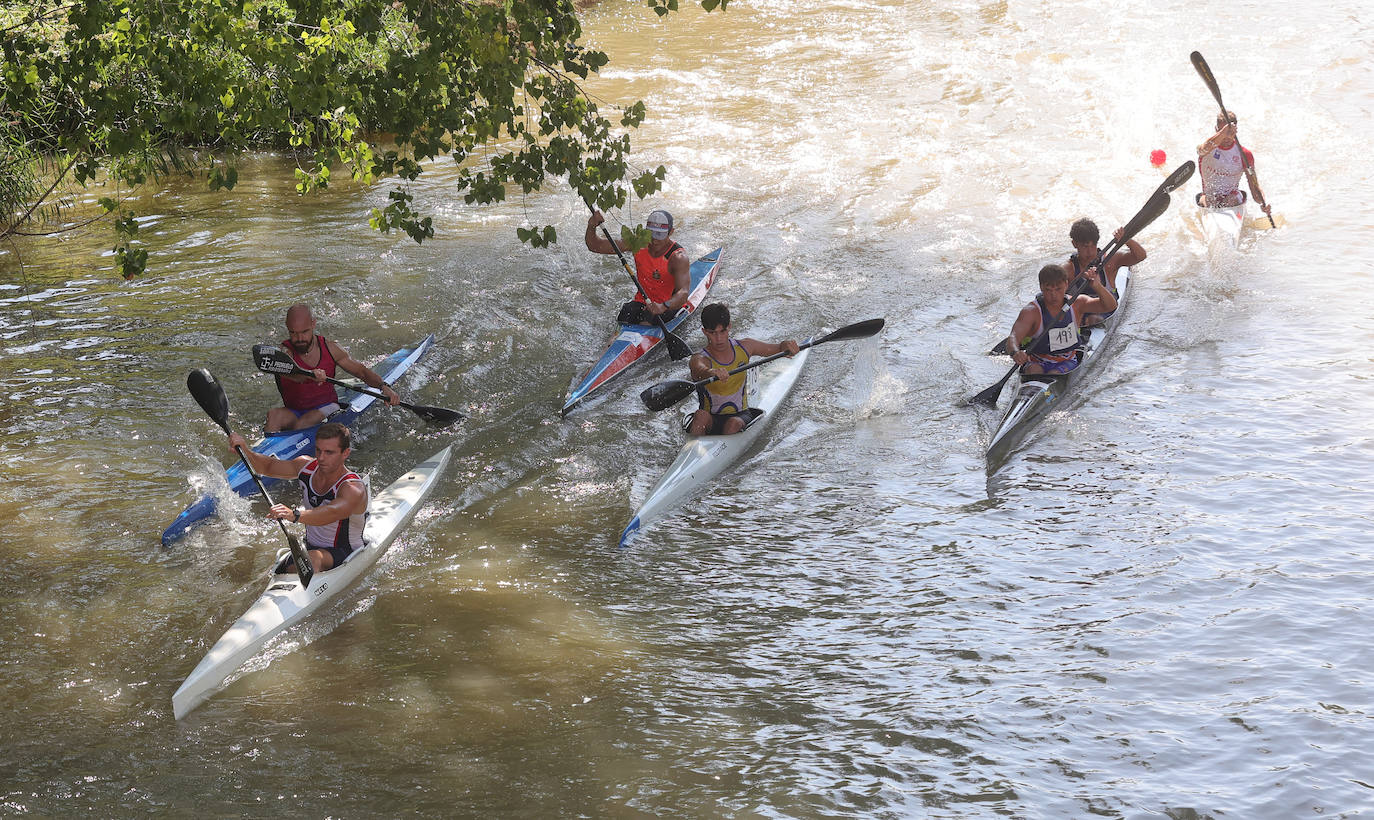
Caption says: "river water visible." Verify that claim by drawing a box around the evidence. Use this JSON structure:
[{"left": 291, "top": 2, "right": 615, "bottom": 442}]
[{"left": 3, "top": 0, "right": 1372, "bottom": 816}]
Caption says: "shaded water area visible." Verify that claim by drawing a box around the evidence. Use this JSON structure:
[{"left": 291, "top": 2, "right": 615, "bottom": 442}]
[{"left": 3, "top": 0, "right": 1374, "bottom": 816}]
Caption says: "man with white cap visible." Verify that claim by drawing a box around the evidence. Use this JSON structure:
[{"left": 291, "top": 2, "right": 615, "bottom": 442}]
[{"left": 585, "top": 208, "right": 691, "bottom": 326}]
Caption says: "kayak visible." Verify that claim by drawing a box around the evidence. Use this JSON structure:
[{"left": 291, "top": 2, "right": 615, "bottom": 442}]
[
  {"left": 172, "top": 445, "right": 452, "bottom": 719},
  {"left": 986, "top": 268, "right": 1131, "bottom": 465},
  {"left": 619, "top": 345, "right": 811, "bottom": 546},
  {"left": 1200, "top": 201, "right": 1245, "bottom": 247},
  {"left": 161, "top": 335, "right": 435, "bottom": 546},
  {"left": 560, "top": 248, "right": 723, "bottom": 416}
]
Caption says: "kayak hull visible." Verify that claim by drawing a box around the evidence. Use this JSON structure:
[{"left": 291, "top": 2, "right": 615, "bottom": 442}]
[
  {"left": 986, "top": 268, "right": 1131, "bottom": 465},
  {"left": 620, "top": 346, "right": 811, "bottom": 545},
  {"left": 1200, "top": 200, "right": 1245, "bottom": 248},
  {"left": 561, "top": 248, "right": 722, "bottom": 416},
  {"left": 171, "top": 445, "right": 452, "bottom": 719},
  {"left": 162, "top": 335, "right": 435, "bottom": 545}
]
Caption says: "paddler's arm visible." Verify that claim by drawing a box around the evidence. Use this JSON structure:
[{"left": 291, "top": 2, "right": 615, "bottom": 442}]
[
  {"left": 1106, "top": 227, "right": 1146, "bottom": 271},
  {"left": 1077, "top": 274, "right": 1118, "bottom": 316},
  {"left": 1242, "top": 149, "right": 1272, "bottom": 215},
  {"left": 740, "top": 338, "right": 800, "bottom": 358},
  {"left": 227, "top": 432, "right": 308, "bottom": 479},
  {"left": 584, "top": 210, "right": 618, "bottom": 255},
  {"left": 663, "top": 247, "right": 691, "bottom": 313},
  {"left": 267, "top": 479, "right": 364, "bottom": 525},
  {"left": 332, "top": 339, "right": 400, "bottom": 406},
  {"left": 689, "top": 353, "right": 729, "bottom": 383},
  {"left": 1007, "top": 306, "right": 1039, "bottom": 366}
]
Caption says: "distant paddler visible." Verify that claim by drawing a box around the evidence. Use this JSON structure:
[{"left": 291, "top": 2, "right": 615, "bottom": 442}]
[
  {"left": 1007, "top": 265, "right": 1117, "bottom": 376},
  {"left": 267, "top": 304, "right": 401, "bottom": 432},
  {"left": 1197, "top": 109, "right": 1271, "bottom": 220},
  {"left": 688, "top": 303, "right": 799, "bottom": 435},
  {"left": 226, "top": 422, "right": 367, "bottom": 576},
  {"left": 585, "top": 208, "right": 691, "bottom": 327}
]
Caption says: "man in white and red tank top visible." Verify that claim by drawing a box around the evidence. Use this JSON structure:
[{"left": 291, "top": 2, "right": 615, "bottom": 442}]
[
  {"left": 266, "top": 303, "right": 402, "bottom": 432},
  {"left": 227, "top": 422, "right": 369, "bottom": 575},
  {"left": 1197, "top": 110, "right": 1272, "bottom": 220}
]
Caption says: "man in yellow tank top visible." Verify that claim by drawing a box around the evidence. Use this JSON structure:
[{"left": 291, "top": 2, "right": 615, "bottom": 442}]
[{"left": 688, "top": 303, "right": 799, "bottom": 435}]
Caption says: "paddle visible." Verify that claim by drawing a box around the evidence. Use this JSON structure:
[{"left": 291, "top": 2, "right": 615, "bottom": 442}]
[
  {"left": 582, "top": 199, "right": 693, "bottom": 361},
  {"left": 968, "top": 162, "right": 1194, "bottom": 408},
  {"left": 1191, "top": 51, "right": 1276, "bottom": 229},
  {"left": 639, "top": 318, "right": 885, "bottom": 411},
  {"left": 187, "top": 368, "right": 315, "bottom": 589},
  {"left": 251, "top": 345, "right": 464, "bottom": 426}
]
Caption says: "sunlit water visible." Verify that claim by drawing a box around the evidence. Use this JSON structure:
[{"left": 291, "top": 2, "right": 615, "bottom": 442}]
[{"left": 2, "top": 0, "right": 1373, "bottom": 816}]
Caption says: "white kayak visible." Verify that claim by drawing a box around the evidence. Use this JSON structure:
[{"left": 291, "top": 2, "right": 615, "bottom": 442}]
[
  {"left": 1199, "top": 198, "right": 1246, "bottom": 248},
  {"left": 986, "top": 269, "right": 1131, "bottom": 465},
  {"left": 172, "top": 445, "right": 453, "bottom": 719},
  {"left": 619, "top": 347, "right": 811, "bottom": 546}
]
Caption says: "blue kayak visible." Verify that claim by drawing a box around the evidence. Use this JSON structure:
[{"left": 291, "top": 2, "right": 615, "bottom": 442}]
[
  {"left": 561, "top": 248, "right": 723, "bottom": 416},
  {"left": 161, "top": 335, "right": 435, "bottom": 545}
]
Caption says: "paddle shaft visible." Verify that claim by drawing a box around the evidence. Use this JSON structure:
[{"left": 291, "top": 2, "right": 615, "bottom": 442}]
[
  {"left": 583, "top": 200, "right": 692, "bottom": 360},
  {"left": 278, "top": 360, "right": 461, "bottom": 425},
  {"left": 641, "top": 318, "right": 885, "bottom": 410},
  {"left": 1191, "top": 51, "right": 1275, "bottom": 228}
]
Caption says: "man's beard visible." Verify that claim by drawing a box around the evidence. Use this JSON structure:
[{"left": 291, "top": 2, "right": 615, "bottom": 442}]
[{"left": 291, "top": 337, "right": 313, "bottom": 354}]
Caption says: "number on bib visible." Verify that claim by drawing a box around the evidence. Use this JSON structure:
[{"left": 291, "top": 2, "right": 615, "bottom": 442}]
[{"left": 1048, "top": 324, "right": 1078, "bottom": 353}]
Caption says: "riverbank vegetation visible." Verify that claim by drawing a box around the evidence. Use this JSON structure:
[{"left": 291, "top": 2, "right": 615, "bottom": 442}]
[{"left": 0, "top": 0, "right": 727, "bottom": 279}]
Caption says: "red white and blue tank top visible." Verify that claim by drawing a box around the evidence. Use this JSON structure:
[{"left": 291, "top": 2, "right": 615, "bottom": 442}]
[{"left": 297, "top": 459, "right": 368, "bottom": 553}]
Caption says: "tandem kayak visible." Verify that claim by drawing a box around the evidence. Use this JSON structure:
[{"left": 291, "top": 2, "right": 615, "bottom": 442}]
[
  {"left": 161, "top": 335, "right": 435, "bottom": 546},
  {"left": 619, "top": 346, "right": 811, "bottom": 546},
  {"left": 560, "top": 248, "right": 722, "bottom": 416},
  {"left": 172, "top": 445, "right": 452, "bottom": 719},
  {"left": 986, "top": 268, "right": 1132, "bottom": 466}
]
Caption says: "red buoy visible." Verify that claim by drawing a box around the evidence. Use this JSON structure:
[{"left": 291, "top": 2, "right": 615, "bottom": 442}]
[{"left": 1150, "top": 149, "right": 1167, "bottom": 167}]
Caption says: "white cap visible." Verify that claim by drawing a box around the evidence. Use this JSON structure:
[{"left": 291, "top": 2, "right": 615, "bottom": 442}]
[{"left": 646, "top": 210, "right": 674, "bottom": 239}]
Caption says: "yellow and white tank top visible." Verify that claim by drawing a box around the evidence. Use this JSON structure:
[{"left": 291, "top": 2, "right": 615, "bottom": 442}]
[{"left": 697, "top": 340, "right": 750, "bottom": 414}]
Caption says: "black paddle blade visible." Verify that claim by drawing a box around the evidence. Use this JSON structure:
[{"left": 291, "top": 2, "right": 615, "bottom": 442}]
[
  {"left": 969, "top": 365, "right": 1016, "bottom": 408},
  {"left": 1160, "top": 160, "right": 1196, "bottom": 195},
  {"left": 1190, "top": 51, "right": 1224, "bottom": 107},
  {"left": 1119, "top": 189, "right": 1172, "bottom": 245},
  {"left": 252, "top": 344, "right": 297, "bottom": 375},
  {"left": 662, "top": 330, "right": 694, "bottom": 361},
  {"left": 640, "top": 379, "right": 696, "bottom": 412},
  {"left": 409, "top": 404, "right": 465, "bottom": 426},
  {"left": 187, "top": 369, "right": 231, "bottom": 432},
  {"left": 815, "top": 318, "right": 886, "bottom": 345}
]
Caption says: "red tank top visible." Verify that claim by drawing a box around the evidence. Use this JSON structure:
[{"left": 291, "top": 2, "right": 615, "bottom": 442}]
[
  {"left": 632, "top": 243, "right": 684, "bottom": 304},
  {"left": 276, "top": 335, "right": 339, "bottom": 410}
]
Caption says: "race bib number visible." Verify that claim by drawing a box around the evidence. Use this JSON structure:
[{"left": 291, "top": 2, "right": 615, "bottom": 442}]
[{"left": 1047, "top": 324, "right": 1078, "bottom": 352}]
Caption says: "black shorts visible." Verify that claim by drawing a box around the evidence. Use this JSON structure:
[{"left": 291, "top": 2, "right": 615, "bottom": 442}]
[
  {"left": 617, "top": 301, "right": 686, "bottom": 326},
  {"left": 275, "top": 544, "right": 354, "bottom": 573},
  {"left": 699, "top": 407, "right": 764, "bottom": 435}
]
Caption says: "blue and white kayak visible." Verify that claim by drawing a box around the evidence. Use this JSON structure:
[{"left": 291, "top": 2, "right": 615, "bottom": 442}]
[
  {"left": 561, "top": 248, "right": 722, "bottom": 416},
  {"left": 986, "top": 269, "right": 1131, "bottom": 465},
  {"left": 172, "top": 445, "right": 452, "bottom": 719},
  {"left": 619, "top": 346, "right": 811, "bottom": 546},
  {"left": 161, "top": 335, "right": 435, "bottom": 546}
]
